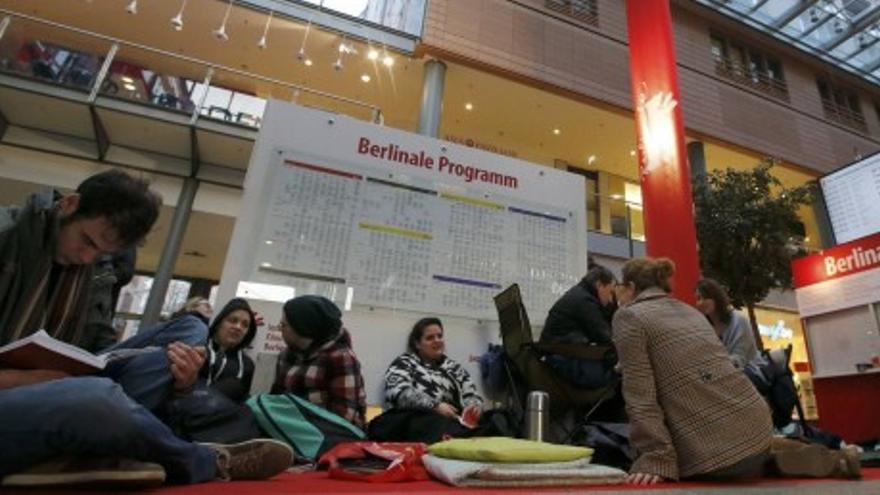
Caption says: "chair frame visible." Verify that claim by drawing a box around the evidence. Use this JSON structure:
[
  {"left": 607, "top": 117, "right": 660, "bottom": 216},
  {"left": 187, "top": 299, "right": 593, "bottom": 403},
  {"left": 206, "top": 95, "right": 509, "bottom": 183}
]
[{"left": 494, "top": 283, "right": 619, "bottom": 438}]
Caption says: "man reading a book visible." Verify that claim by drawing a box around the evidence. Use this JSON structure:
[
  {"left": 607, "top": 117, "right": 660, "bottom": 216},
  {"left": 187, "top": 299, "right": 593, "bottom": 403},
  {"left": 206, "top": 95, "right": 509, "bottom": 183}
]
[{"left": 0, "top": 170, "right": 293, "bottom": 487}]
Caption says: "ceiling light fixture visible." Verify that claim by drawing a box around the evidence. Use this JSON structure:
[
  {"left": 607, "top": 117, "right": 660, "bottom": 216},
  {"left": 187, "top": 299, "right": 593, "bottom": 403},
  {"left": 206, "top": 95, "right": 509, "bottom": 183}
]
[
  {"left": 123, "top": 82, "right": 137, "bottom": 91},
  {"left": 587, "top": 154, "right": 597, "bottom": 165},
  {"left": 213, "top": 0, "right": 234, "bottom": 42},
  {"left": 304, "top": 58, "right": 313, "bottom": 66},
  {"left": 464, "top": 102, "right": 473, "bottom": 111},
  {"left": 630, "top": 149, "right": 637, "bottom": 157},
  {"left": 297, "top": 21, "right": 313, "bottom": 65},
  {"left": 125, "top": 0, "right": 137, "bottom": 15},
  {"left": 170, "top": 0, "right": 187, "bottom": 31},
  {"left": 360, "top": 74, "right": 371, "bottom": 83},
  {"left": 382, "top": 54, "right": 394, "bottom": 67},
  {"left": 257, "top": 10, "right": 273, "bottom": 49},
  {"left": 121, "top": 75, "right": 134, "bottom": 84},
  {"left": 553, "top": 128, "right": 561, "bottom": 135},
  {"left": 367, "top": 48, "right": 379, "bottom": 60},
  {"left": 333, "top": 35, "right": 347, "bottom": 71}
]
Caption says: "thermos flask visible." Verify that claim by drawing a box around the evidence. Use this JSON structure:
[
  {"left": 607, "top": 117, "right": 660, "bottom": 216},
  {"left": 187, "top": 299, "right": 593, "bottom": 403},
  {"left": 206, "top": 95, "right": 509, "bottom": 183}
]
[{"left": 524, "top": 390, "right": 549, "bottom": 442}]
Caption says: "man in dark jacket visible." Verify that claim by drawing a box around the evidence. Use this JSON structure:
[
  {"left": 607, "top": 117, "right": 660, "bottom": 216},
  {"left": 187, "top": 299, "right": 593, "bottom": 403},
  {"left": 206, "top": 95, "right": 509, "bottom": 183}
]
[
  {"left": 539, "top": 265, "right": 617, "bottom": 387},
  {"left": 0, "top": 170, "right": 292, "bottom": 486}
]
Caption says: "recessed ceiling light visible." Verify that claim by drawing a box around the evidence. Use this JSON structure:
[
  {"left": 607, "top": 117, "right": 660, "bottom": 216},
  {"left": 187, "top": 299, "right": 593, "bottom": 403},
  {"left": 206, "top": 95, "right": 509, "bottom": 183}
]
[
  {"left": 304, "top": 58, "right": 313, "bottom": 66},
  {"left": 360, "top": 74, "right": 371, "bottom": 83},
  {"left": 611, "top": 194, "right": 623, "bottom": 200},
  {"left": 587, "top": 155, "right": 597, "bottom": 165},
  {"left": 553, "top": 128, "right": 561, "bottom": 135},
  {"left": 265, "top": 240, "right": 274, "bottom": 245},
  {"left": 123, "top": 83, "right": 137, "bottom": 91},
  {"left": 630, "top": 150, "right": 636, "bottom": 157},
  {"left": 121, "top": 76, "right": 134, "bottom": 84},
  {"left": 464, "top": 102, "right": 473, "bottom": 111},
  {"left": 367, "top": 49, "right": 379, "bottom": 60},
  {"left": 382, "top": 55, "right": 394, "bottom": 67},
  {"left": 261, "top": 262, "right": 272, "bottom": 268}
]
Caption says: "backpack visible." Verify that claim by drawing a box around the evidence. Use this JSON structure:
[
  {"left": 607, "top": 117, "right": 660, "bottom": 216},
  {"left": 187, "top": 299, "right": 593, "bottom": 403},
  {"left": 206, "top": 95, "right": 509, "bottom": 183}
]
[{"left": 247, "top": 393, "right": 366, "bottom": 461}]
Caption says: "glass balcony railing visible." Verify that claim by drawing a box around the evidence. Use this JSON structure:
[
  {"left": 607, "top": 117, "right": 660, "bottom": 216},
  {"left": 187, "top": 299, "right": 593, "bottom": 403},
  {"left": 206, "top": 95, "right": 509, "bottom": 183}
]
[
  {"left": 586, "top": 191, "right": 645, "bottom": 243},
  {"left": 0, "top": 15, "right": 114, "bottom": 94},
  {"left": 0, "top": 9, "right": 381, "bottom": 129}
]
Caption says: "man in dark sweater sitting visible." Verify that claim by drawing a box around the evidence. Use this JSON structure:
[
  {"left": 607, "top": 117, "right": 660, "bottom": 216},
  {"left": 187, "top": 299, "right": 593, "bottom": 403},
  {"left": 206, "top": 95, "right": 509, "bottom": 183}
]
[{"left": 0, "top": 170, "right": 292, "bottom": 487}]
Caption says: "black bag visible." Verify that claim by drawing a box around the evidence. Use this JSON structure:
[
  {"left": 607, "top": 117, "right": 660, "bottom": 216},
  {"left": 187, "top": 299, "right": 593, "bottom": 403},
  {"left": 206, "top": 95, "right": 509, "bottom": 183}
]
[
  {"left": 577, "top": 421, "right": 632, "bottom": 470},
  {"left": 165, "top": 386, "right": 262, "bottom": 443},
  {"left": 368, "top": 408, "right": 519, "bottom": 444}
]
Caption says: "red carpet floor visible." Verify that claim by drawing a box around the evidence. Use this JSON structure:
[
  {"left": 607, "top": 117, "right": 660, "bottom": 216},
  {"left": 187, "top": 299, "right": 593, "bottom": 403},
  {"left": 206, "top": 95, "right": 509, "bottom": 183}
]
[{"left": 4, "top": 467, "right": 879, "bottom": 494}]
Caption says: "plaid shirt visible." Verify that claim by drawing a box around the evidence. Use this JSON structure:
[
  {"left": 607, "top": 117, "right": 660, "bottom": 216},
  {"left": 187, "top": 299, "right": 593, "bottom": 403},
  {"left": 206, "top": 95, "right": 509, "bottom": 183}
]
[
  {"left": 613, "top": 288, "right": 772, "bottom": 480},
  {"left": 271, "top": 328, "right": 366, "bottom": 428}
]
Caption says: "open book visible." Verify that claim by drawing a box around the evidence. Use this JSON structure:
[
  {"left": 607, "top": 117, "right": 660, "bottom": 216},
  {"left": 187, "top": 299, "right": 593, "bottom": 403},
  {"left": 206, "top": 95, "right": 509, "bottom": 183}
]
[{"left": 0, "top": 330, "right": 158, "bottom": 375}]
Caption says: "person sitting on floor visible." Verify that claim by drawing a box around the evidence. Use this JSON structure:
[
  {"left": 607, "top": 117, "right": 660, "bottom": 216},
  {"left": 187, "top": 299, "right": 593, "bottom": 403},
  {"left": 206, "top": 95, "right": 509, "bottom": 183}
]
[
  {"left": 201, "top": 298, "right": 257, "bottom": 403},
  {"left": 612, "top": 257, "right": 860, "bottom": 486},
  {"left": 694, "top": 278, "right": 761, "bottom": 370},
  {"left": 371, "top": 317, "right": 484, "bottom": 443},
  {"left": 271, "top": 295, "right": 367, "bottom": 429},
  {"left": 539, "top": 265, "right": 618, "bottom": 388},
  {"left": 173, "top": 296, "right": 214, "bottom": 325},
  {"left": 0, "top": 170, "right": 292, "bottom": 487}
]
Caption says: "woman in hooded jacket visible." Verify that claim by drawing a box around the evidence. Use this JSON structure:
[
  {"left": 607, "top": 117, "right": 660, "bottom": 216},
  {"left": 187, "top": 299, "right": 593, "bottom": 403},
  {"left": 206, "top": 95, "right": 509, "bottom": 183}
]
[{"left": 200, "top": 298, "right": 258, "bottom": 402}]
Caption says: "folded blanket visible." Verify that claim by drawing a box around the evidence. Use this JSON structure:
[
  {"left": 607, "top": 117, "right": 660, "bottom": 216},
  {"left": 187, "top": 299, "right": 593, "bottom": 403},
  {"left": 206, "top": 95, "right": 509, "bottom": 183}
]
[{"left": 422, "top": 454, "right": 627, "bottom": 487}]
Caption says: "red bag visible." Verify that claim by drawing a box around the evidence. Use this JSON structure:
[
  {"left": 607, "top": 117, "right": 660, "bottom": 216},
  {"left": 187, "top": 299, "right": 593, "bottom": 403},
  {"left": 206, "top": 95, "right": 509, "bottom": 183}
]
[{"left": 317, "top": 442, "right": 429, "bottom": 482}]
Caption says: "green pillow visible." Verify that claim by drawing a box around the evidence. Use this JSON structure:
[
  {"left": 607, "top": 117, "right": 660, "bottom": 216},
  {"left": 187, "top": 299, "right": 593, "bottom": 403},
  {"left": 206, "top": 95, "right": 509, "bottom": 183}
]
[{"left": 428, "top": 437, "right": 593, "bottom": 463}]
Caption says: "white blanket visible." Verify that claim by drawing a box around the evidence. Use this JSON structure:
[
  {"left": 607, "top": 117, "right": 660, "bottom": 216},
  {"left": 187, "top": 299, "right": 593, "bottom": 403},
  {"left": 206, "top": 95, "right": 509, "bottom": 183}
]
[{"left": 422, "top": 454, "right": 626, "bottom": 488}]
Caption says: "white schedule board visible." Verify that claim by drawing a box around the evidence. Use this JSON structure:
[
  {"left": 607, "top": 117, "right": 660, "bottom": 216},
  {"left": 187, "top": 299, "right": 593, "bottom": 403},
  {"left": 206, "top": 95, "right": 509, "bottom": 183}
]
[
  {"left": 220, "top": 102, "right": 588, "bottom": 321},
  {"left": 820, "top": 152, "right": 880, "bottom": 244}
]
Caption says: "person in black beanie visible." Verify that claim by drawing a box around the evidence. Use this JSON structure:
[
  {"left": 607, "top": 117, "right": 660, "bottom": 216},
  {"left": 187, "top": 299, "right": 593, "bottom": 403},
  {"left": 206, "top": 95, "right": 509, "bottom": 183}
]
[
  {"left": 270, "top": 295, "right": 366, "bottom": 428},
  {"left": 199, "top": 298, "right": 258, "bottom": 402}
]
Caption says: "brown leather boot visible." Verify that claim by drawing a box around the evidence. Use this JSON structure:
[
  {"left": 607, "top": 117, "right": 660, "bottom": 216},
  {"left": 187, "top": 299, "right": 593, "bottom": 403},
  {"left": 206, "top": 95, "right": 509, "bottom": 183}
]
[{"left": 771, "top": 438, "right": 861, "bottom": 479}]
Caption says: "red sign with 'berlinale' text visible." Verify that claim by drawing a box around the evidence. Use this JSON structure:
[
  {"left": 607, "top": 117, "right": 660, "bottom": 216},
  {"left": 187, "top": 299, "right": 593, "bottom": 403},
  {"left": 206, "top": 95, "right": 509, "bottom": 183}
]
[{"left": 792, "top": 231, "right": 880, "bottom": 289}]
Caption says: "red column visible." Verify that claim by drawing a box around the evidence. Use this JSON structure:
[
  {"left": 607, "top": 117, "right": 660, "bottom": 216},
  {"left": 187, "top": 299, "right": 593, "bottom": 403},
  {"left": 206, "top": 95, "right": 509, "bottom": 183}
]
[{"left": 625, "top": 0, "right": 700, "bottom": 304}]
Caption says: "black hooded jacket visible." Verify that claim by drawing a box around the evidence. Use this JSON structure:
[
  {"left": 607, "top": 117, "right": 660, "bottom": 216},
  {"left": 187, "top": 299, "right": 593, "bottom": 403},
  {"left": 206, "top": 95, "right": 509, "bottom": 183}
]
[
  {"left": 539, "top": 279, "right": 613, "bottom": 345},
  {"left": 199, "top": 298, "right": 257, "bottom": 402}
]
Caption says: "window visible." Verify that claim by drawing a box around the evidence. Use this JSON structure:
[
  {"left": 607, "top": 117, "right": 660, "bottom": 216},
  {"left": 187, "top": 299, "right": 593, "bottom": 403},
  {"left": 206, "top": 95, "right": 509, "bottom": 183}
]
[
  {"left": 710, "top": 32, "right": 788, "bottom": 101},
  {"left": 567, "top": 167, "right": 599, "bottom": 231},
  {"left": 546, "top": 0, "right": 598, "bottom": 26},
  {"left": 817, "top": 77, "right": 866, "bottom": 132}
]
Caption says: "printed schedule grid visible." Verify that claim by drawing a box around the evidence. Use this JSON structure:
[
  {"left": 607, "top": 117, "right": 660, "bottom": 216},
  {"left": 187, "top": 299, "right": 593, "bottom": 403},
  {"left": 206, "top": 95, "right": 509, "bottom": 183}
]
[{"left": 253, "top": 152, "right": 583, "bottom": 320}]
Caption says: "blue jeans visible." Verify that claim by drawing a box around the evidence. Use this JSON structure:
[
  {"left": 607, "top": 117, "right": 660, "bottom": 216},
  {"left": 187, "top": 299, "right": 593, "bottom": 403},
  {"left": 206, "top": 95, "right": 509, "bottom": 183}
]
[
  {"left": 545, "top": 354, "right": 614, "bottom": 389},
  {"left": 101, "top": 315, "right": 209, "bottom": 411},
  {"left": 0, "top": 377, "right": 217, "bottom": 483}
]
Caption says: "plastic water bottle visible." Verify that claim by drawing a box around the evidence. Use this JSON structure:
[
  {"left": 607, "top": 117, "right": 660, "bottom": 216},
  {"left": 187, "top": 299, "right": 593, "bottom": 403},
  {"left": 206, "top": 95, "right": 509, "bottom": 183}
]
[{"left": 524, "top": 390, "right": 549, "bottom": 442}]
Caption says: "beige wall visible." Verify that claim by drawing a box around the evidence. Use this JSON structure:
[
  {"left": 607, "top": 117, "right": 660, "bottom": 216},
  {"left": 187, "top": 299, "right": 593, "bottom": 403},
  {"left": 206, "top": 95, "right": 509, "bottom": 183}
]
[{"left": 421, "top": 0, "right": 880, "bottom": 176}]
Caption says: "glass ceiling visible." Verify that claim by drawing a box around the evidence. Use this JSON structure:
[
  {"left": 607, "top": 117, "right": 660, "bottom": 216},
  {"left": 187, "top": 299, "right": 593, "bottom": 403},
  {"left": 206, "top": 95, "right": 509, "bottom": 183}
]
[{"left": 694, "top": 0, "right": 880, "bottom": 87}]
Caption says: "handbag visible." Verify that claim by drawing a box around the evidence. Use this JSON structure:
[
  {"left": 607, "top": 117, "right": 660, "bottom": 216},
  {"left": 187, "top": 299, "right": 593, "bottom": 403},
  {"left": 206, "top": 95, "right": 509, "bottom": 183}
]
[{"left": 317, "top": 442, "right": 429, "bottom": 482}]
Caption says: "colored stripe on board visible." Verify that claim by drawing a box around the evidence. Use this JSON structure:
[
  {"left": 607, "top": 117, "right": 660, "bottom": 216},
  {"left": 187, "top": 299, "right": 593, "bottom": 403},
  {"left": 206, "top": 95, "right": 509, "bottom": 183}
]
[
  {"left": 432, "top": 274, "right": 502, "bottom": 289},
  {"left": 439, "top": 192, "right": 504, "bottom": 210},
  {"left": 284, "top": 160, "right": 362, "bottom": 180},
  {"left": 508, "top": 206, "right": 567, "bottom": 223},
  {"left": 359, "top": 222, "right": 433, "bottom": 240}
]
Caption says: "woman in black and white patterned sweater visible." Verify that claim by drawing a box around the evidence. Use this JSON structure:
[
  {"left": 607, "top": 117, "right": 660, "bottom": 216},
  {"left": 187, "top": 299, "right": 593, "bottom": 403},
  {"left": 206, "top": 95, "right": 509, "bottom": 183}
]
[{"left": 371, "top": 317, "right": 483, "bottom": 442}]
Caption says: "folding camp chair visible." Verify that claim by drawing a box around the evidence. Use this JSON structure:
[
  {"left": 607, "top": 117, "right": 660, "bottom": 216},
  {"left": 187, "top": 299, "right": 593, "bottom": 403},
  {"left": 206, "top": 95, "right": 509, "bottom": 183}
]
[{"left": 493, "top": 284, "right": 619, "bottom": 441}]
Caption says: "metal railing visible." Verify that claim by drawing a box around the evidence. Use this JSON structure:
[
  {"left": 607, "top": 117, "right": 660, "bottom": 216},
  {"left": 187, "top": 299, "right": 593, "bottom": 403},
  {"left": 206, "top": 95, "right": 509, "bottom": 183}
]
[
  {"left": 820, "top": 99, "right": 868, "bottom": 132},
  {"left": 0, "top": 8, "right": 383, "bottom": 128},
  {"left": 713, "top": 56, "right": 789, "bottom": 101},
  {"left": 586, "top": 190, "right": 645, "bottom": 242}
]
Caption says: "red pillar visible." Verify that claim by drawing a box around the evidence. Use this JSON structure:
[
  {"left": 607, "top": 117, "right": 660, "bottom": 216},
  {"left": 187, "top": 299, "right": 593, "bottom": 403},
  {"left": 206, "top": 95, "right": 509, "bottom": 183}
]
[{"left": 625, "top": 0, "right": 701, "bottom": 304}]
